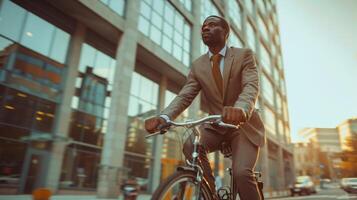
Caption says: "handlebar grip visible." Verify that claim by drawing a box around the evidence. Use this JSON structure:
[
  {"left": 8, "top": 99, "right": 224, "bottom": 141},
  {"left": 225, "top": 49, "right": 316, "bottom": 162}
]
[{"left": 157, "top": 123, "right": 171, "bottom": 134}]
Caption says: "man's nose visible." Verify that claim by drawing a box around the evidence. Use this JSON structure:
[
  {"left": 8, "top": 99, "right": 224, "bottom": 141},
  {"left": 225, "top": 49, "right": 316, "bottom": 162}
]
[{"left": 202, "top": 25, "right": 210, "bottom": 32}]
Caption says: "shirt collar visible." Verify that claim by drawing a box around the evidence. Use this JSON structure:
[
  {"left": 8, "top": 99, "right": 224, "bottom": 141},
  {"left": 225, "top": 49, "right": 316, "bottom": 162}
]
[{"left": 208, "top": 45, "right": 227, "bottom": 60}]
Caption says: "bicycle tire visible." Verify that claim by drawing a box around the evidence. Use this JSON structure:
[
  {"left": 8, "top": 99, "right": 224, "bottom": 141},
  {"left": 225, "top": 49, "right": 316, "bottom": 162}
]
[{"left": 151, "top": 170, "right": 213, "bottom": 200}]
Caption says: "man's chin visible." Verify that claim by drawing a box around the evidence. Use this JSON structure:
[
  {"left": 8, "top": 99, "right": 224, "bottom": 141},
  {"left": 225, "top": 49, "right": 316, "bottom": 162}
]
[{"left": 202, "top": 39, "right": 214, "bottom": 47}]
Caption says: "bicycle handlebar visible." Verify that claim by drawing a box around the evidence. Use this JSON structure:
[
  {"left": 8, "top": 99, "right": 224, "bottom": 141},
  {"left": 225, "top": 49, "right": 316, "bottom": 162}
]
[{"left": 145, "top": 115, "right": 240, "bottom": 139}]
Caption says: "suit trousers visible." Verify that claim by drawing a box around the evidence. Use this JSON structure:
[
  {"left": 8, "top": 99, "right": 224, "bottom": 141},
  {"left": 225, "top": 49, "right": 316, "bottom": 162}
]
[{"left": 183, "top": 126, "right": 262, "bottom": 200}]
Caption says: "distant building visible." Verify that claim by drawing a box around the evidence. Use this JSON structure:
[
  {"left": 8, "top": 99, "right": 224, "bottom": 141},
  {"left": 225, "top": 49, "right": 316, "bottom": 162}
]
[
  {"left": 337, "top": 118, "right": 357, "bottom": 151},
  {"left": 299, "top": 128, "right": 341, "bottom": 153}
]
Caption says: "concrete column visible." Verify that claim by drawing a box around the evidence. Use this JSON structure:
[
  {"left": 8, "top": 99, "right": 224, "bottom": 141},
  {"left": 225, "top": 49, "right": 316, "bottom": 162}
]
[
  {"left": 149, "top": 76, "right": 167, "bottom": 192},
  {"left": 44, "top": 22, "right": 86, "bottom": 191},
  {"left": 261, "top": 144, "right": 270, "bottom": 192},
  {"left": 278, "top": 147, "right": 285, "bottom": 190},
  {"left": 97, "top": 0, "right": 140, "bottom": 198}
]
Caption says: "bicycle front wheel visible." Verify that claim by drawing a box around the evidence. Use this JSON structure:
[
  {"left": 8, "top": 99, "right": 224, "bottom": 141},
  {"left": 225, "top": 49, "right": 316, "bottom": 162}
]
[{"left": 151, "top": 170, "right": 213, "bottom": 200}]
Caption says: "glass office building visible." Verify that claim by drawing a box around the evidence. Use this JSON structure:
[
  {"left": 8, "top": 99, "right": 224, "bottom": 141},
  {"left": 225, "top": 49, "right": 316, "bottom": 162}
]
[{"left": 0, "top": 0, "right": 293, "bottom": 197}]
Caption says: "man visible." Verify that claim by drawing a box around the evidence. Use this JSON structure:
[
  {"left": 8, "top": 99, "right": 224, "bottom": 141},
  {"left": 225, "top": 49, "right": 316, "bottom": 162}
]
[{"left": 145, "top": 15, "right": 265, "bottom": 200}]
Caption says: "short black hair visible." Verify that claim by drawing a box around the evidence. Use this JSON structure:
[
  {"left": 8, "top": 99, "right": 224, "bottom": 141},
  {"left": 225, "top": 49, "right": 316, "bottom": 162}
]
[{"left": 204, "top": 15, "right": 230, "bottom": 39}]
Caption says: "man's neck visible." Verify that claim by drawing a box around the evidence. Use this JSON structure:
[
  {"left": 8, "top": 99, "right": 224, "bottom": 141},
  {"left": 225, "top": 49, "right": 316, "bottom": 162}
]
[{"left": 208, "top": 43, "right": 225, "bottom": 54}]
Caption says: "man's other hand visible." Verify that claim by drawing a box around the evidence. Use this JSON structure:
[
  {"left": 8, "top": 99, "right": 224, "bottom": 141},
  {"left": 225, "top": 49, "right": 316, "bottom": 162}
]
[
  {"left": 144, "top": 116, "right": 166, "bottom": 134},
  {"left": 222, "top": 106, "right": 246, "bottom": 126}
]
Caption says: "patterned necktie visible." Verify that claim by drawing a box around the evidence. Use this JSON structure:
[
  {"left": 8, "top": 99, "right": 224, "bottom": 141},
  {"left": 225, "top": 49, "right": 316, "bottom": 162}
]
[{"left": 211, "top": 54, "right": 223, "bottom": 97}]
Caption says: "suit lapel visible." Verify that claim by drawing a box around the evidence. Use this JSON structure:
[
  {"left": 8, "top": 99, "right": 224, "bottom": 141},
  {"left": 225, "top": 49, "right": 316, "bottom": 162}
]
[
  {"left": 223, "top": 47, "right": 234, "bottom": 100},
  {"left": 201, "top": 53, "right": 223, "bottom": 103}
]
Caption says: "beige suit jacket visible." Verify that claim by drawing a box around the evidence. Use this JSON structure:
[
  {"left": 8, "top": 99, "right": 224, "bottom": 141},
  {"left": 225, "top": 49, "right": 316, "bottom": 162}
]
[{"left": 162, "top": 47, "right": 266, "bottom": 147}]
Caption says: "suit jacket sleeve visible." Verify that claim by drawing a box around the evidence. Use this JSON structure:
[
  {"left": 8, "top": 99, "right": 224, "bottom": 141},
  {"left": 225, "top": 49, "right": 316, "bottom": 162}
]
[
  {"left": 234, "top": 49, "right": 260, "bottom": 119},
  {"left": 161, "top": 67, "right": 201, "bottom": 120}
]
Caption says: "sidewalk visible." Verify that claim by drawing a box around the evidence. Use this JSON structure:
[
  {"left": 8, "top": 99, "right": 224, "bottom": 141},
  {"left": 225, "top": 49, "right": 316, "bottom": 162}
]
[
  {"left": 0, "top": 193, "right": 285, "bottom": 200},
  {"left": 0, "top": 194, "right": 151, "bottom": 200}
]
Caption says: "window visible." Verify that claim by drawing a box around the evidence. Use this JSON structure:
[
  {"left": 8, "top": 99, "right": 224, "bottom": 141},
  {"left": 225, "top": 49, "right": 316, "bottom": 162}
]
[
  {"left": 138, "top": 0, "right": 191, "bottom": 66},
  {"left": 260, "top": 43, "right": 272, "bottom": 75},
  {"left": 228, "top": 0, "right": 242, "bottom": 29},
  {"left": 100, "top": 0, "right": 126, "bottom": 16},
  {"left": 161, "top": 90, "right": 188, "bottom": 180},
  {"left": 264, "top": 106, "right": 277, "bottom": 136},
  {"left": 178, "top": 0, "right": 192, "bottom": 12},
  {"left": 0, "top": 0, "right": 70, "bottom": 64},
  {"left": 60, "top": 144, "right": 101, "bottom": 189},
  {"left": 200, "top": 0, "right": 221, "bottom": 54},
  {"left": 257, "top": 14, "right": 269, "bottom": 42},
  {"left": 244, "top": 0, "right": 255, "bottom": 15},
  {"left": 229, "top": 32, "right": 244, "bottom": 48},
  {"left": 261, "top": 75, "right": 274, "bottom": 106},
  {"left": 0, "top": 86, "right": 56, "bottom": 134},
  {"left": 246, "top": 21, "right": 256, "bottom": 51},
  {"left": 124, "top": 72, "right": 159, "bottom": 189},
  {"left": 70, "top": 43, "right": 116, "bottom": 145}
]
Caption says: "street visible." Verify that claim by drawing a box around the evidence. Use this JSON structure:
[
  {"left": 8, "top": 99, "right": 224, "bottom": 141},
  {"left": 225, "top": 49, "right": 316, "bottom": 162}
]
[{"left": 271, "top": 188, "right": 357, "bottom": 200}]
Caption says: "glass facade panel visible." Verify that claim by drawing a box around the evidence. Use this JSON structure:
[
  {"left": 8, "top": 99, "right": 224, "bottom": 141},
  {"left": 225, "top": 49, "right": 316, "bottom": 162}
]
[
  {"left": 229, "top": 32, "right": 244, "bottom": 48},
  {"left": 0, "top": 0, "right": 26, "bottom": 41},
  {"left": 70, "top": 43, "right": 116, "bottom": 146},
  {"left": 200, "top": 0, "right": 220, "bottom": 54},
  {"left": 161, "top": 90, "right": 188, "bottom": 180},
  {"left": 138, "top": 0, "right": 191, "bottom": 66},
  {"left": 244, "top": 0, "right": 255, "bottom": 15},
  {"left": 0, "top": 0, "right": 70, "bottom": 64},
  {"left": 0, "top": 139, "right": 26, "bottom": 189},
  {"left": 246, "top": 22, "right": 256, "bottom": 51},
  {"left": 257, "top": 14, "right": 269, "bottom": 42},
  {"left": 100, "top": 0, "right": 126, "bottom": 16},
  {"left": 60, "top": 145, "right": 101, "bottom": 189},
  {"left": 264, "top": 106, "right": 277, "bottom": 135},
  {"left": 124, "top": 72, "right": 159, "bottom": 189},
  {"left": 260, "top": 43, "right": 272, "bottom": 75},
  {"left": 228, "top": 0, "right": 242, "bottom": 29},
  {"left": 178, "top": 0, "right": 192, "bottom": 12},
  {"left": 261, "top": 75, "right": 274, "bottom": 106}
]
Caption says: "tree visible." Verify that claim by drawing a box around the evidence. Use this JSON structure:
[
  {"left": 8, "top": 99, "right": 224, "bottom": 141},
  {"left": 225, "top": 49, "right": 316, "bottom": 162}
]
[{"left": 339, "top": 134, "right": 357, "bottom": 177}]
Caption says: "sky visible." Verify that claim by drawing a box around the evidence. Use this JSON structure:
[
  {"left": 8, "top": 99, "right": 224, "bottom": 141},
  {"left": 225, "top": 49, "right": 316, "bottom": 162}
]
[{"left": 276, "top": 0, "right": 357, "bottom": 142}]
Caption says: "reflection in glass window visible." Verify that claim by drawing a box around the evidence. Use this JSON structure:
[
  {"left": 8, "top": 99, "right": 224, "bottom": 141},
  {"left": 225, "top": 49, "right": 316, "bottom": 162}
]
[
  {"left": 100, "top": 0, "right": 126, "bottom": 16},
  {"left": 229, "top": 32, "right": 244, "bottom": 48},
  {"left": 0, "top": 0, "right": 26, "bottom": 41},
  {"left": 246, "top": 22, "right": 256, "bottom": 51},
  {"left": 161, "top": 90, "right": 188, "bottom": 180},
  {"left": 0, "top": 85, "right": 57, "bottom": 134},
  {"left": 200, "top": 0, "right": 220, "bottom": 54},
  {"left": 261, "top": 75, "right": 274, "bottom": 106},
  {"left": 60, "top": 145, "right": 101, "bottom": 189},
  {"left": 228, "top": 0, "right": 242, "bottom": 29},
  {"left": 70, "top": 43, "right": 116, "bottom": 146},
  {"left": 264, "top": 106, "right": 276, "bottom": 135},
  {"left": 0, "top": 139, "right": 26, "bottom": 188},
  {"left": 0, "top": 0, "right": 70, "bottom": 64},
  {"left": 138, "top": 0, "right": 191, "bottom": 66},
  {"left": 125, "top": 72, "right": 159, "bottom": 190}
]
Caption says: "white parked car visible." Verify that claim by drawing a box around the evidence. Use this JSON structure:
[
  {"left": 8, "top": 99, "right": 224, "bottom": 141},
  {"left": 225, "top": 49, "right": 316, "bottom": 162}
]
[
  {"left": 290, "top": 176, "right": 317, "bottom": 196},
  {"left": 341, "top": 178, "right": 357, "bottom": 194}
]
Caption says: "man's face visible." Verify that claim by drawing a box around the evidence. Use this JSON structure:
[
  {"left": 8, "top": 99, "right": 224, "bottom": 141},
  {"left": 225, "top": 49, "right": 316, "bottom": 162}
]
[{"left": 201, "top": 17, "right": 226, "bottom": 47}]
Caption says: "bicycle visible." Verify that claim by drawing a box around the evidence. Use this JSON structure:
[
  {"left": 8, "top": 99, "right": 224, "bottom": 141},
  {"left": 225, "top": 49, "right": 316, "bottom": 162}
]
[{"left": 146, "top": 115, "right": 264, "bottom": 200}]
